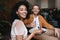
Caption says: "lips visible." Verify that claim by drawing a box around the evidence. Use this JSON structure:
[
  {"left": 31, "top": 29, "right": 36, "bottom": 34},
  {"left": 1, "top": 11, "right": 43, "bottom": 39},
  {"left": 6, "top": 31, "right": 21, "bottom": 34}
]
[
  {"left": 22, "top": 14, "right": 27, "bottom": 17},
  {"left": 23, "top": 13, "right": 27, "bottom": 16}
]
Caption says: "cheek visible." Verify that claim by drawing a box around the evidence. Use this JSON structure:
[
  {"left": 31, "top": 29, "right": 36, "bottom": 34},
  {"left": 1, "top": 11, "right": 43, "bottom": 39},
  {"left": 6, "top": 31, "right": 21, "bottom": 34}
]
[
  {"left": 17, "top": 11, "right": 22, "bottom": 16},
  {"left": 32, "top": 10, "right": 35, "bottom": 12},
  {"left": 18, "top": 11, "right": 22, "bottom": 13},
  {"left": 37, "top": 10, "right": 40, "bottom": 12},
  {"left": 19, "top": 11, "right": 23, "bottom": 14}
]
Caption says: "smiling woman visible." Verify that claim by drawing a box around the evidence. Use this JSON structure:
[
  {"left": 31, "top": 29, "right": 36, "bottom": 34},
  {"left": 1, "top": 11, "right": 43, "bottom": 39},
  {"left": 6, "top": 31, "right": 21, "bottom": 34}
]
[
  {"left": 23, "top": 4, "right": 60, "bottom": 40},
  {"left": 16, "top": 5, "right": 27, "bottom": 19},
  {"left": 11, "top": 1, "right": 42, "bottom": 40},
  {"left": 11, "top": 1, "right": 29, "bottom": 40}
]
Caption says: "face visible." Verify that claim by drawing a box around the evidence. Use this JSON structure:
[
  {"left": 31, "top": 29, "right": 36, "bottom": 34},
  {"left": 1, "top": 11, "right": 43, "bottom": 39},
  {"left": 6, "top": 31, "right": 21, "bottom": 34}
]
[
  {"left": 32, "top": 5, "right": 40, "bottom": 15},
  {"left": 16, "top": 5, "right": 27, "bottom": 18}
]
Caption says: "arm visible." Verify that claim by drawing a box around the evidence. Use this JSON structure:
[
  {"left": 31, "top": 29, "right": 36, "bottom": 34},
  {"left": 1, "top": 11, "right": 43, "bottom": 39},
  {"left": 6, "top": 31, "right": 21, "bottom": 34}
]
[
  {"left": 11, "top": 35, "right": 16, "bottom": 40},
  {"left": 16, "top": 32, "right": 34, "bottom": 40},
  {"left": 40, "top": 16, "right": 55, "bottom": 30},
  {"left": 41, "top": 16, "right": 59, "bottom": 37},
  {"left": 26, "top": 33, "right": 34, "bottom": 40},
  {"left": 16, "top": 35, "right": 23, "bottom": 40},
  {"left": 26, "top": 30, "right": 42, "bottom": 40},
  {"left": 11, "top": 20, "right": 26, "bottom": 40},
  {"left": 16, "top": 29, "right": 42, "bottom": 40}
]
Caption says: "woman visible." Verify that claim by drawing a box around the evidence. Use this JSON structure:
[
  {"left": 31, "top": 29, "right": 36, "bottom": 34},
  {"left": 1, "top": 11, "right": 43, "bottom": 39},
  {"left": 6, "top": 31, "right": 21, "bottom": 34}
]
[
  {"left": 11, "top": 1, "right": 42, "bottom": 40},
  {"left": 24, "top": 5, "right": 59, "bottom": 40}
]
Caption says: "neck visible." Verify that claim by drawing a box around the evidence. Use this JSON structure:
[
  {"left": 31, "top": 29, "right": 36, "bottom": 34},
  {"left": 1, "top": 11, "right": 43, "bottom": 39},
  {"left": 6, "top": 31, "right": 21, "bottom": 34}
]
[
  {"left": 19, "top": 17, "right": 23, "bottom": 21},
  {"left": 21, "top": 18, "right": 23, "bottom": 21},
  {"left": 18, "top": 16, "right": 25, "bottom": 21},
  {"left": 21, "top": 18, "right": 25, "bottom": 21},
  {"left": 33, "top": 14, "right": 38, "bottom": 17}
]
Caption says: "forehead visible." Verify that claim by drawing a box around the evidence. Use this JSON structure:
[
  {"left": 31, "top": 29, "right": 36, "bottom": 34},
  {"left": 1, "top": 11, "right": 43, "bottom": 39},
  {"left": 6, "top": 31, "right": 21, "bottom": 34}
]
[
  {"left": 19, "top": 5, "right": 26, "bottom": 9},
  {"left": 33, "top": 5, "right": 39, "bottom": 8}
]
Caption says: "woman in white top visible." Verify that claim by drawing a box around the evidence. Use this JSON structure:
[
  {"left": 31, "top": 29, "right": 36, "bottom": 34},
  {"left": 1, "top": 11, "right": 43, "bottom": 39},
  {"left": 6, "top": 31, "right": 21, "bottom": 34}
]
[{"left": 11, "top": 1, "right": 42, "bottom": 40}]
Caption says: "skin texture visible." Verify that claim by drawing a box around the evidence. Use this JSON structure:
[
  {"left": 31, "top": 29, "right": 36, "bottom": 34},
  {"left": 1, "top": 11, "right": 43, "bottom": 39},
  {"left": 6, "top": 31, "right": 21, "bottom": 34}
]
[
  {"left": 16, "top": 5, "right": 27, "bottom": 19},
  {"left": 32, "top": 6, "right": 40, "bottom": 15}
]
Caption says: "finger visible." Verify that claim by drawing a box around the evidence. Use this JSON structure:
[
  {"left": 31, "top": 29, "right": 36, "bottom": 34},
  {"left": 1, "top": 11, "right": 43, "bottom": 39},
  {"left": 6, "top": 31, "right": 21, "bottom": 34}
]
[
  {"left": 56, "top": 29, "right": 59, "bottom": 38},
  {"left": 55, "top": 28, "right": 57, "bottom": 36},
  {"left": 55, "top": 32, "right": 56, "bottom": 36},
  {"left": 57, "top": 32, "right": 59, "bottom": 38},
  {"left": 57, "top": 34, "right": 59, "bottom": 38},
  {"left": 55, "top": 31, "right": 59, "bottom": 38}
]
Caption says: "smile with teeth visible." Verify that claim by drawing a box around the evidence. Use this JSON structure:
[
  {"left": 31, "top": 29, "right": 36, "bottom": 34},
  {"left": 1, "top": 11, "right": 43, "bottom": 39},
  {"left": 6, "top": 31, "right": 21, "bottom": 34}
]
[{"left": 23, "top": 14, "right": 26, "bottom": 16}]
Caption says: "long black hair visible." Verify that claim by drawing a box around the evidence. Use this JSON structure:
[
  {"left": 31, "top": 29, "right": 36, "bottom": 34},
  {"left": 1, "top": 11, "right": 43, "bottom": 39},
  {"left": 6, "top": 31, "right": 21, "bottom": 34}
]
[{"left": 11, "top": 1, "right": 29, "bottom": 23}]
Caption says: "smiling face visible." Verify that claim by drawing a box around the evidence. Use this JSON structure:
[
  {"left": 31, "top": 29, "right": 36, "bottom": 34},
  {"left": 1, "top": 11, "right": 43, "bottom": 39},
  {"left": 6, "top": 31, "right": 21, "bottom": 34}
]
[
  {"left": 16, "top": 5, "right": 27, "bottom": 19},
  {"left": 32, "top": 5, "right": 40, "bottom": 15}
]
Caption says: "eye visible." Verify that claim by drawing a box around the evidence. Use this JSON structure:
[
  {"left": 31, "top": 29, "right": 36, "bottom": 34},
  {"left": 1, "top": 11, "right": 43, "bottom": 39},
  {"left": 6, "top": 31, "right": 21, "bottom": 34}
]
[
  {"left": 19, "top": 8, "right": 23, "bottom": 11},
  {"left": 19, "top": 8, "right": 27, "bottom": 11}
]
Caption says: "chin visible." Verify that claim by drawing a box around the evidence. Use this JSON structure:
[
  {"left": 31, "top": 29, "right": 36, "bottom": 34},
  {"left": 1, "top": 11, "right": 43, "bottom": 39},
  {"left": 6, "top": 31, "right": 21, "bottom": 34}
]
[
  {"left": 22, "top": 16, "right": 26, "bottom": 18},
  {"left": 34, "top": 13, "right": 38, "bottom": 14},
  {"left": 35, "top": 14, "right": 37, "bottom": 15}
]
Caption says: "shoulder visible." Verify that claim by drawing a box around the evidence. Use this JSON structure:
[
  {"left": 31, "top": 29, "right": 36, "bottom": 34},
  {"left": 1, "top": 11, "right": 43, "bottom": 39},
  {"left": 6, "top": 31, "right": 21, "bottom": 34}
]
[
  {"left": 12, "top": 19, "right": 24, "bottom": 27},
  {"left": 38, "top": 15, "right": 44, "bottom": 19},
  {"left": 30, "top": 14, "right": 33, "bottom": 17},
  {"left": 16, "top": 20, "right": 24, "bottom": 26},
  {"left": 38, "top": 15, "right": 45, "bottom": 22}
]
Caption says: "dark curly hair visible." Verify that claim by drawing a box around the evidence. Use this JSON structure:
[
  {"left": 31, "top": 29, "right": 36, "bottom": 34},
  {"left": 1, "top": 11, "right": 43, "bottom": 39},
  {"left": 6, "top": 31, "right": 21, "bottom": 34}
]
[{"left": 11, "top": 1, "right": 30, "bottom": 23}]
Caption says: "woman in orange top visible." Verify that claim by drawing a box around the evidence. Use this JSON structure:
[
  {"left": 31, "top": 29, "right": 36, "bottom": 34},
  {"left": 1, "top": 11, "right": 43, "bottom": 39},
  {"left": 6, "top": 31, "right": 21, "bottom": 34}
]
[{"left": 24, "top": 5, "right": 59, "bottom": 40}]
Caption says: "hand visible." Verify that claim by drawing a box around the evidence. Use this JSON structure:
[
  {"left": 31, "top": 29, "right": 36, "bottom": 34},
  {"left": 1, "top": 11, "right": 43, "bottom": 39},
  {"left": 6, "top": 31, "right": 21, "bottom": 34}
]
[
  {"left": 55, "top": 28, "right": 59, "bottom": 38},
  {"left": 30, "top": 21, "right": 36, "bottom": 27},
  {"left": 32, "top": 30, "right": 42, "bottom": 35}
]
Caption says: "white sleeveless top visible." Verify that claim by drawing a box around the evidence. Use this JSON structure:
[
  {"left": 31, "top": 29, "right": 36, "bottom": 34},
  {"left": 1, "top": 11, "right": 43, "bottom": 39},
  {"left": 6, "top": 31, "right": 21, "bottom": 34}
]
[
  {"left": 33, "top": 16, "right": 48, "bottom": 32},
  {"left": 29, "top": 16, "right": 40, "bottom": 33},
  {"left": 34, "top": 16, "right": 48, "bottom": 32},
  {"left": 11, "top": 19, "right": 28, "bottom": 40},
  {"left": 33, "top": 16, "right": 40, "bottom": 28}
]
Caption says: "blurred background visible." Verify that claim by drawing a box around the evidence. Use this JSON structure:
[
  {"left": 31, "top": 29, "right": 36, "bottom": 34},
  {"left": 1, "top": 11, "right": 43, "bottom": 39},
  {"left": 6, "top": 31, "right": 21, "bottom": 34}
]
[{"left": 0, "top": 0, "right": 60, "bottom": 40}]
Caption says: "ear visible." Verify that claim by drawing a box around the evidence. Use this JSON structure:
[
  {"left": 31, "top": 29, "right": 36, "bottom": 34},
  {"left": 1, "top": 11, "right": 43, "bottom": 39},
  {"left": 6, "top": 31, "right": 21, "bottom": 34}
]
[
  {"left": 32, "top": 9, "right": 33, "bottom": 12},
  {"left": 16, "top": 11, "right": 18, "bottom": 14}
]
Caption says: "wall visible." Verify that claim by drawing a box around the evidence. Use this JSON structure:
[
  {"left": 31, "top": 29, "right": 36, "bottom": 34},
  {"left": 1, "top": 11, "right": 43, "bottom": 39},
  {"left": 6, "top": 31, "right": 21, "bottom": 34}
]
[
  {"left": 40, "top": 0, "right": 48, "bottom": 8},
  {"left": 55, "top": 0, "right": 60, "bottom": 9},
  {"left": 48, "top": 0, "right": 55, "bottom": 8},
  {"left": 26, "top": 0, "right": 48, "bottom": 8}
]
